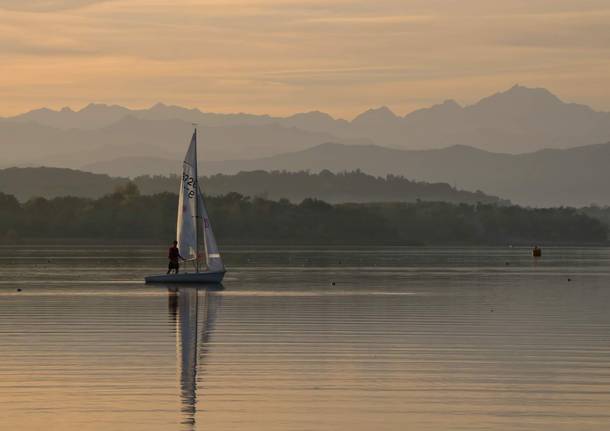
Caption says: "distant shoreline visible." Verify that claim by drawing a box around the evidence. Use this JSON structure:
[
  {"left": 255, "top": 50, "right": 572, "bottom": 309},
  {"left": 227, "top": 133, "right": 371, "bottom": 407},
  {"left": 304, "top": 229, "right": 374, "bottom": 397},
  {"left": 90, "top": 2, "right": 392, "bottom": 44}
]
[
  {"left": 1, "top": 188, "right": 607, "bottom": 246},
  {"left": 2, "top": 238, "right": 607, "bottom": 247}
]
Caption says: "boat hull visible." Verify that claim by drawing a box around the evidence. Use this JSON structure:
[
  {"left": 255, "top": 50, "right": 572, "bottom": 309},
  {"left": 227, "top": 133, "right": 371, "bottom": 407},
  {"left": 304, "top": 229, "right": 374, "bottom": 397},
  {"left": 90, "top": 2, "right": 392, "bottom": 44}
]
[{"left": 144, "top": 271, "right": 225, "bottom": 284}]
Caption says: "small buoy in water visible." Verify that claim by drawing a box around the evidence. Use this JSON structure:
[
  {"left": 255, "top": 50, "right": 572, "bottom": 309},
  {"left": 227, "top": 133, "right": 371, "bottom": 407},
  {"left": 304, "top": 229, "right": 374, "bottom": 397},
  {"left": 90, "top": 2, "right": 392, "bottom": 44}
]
[
  {"left": 331, "top": 282, "right": 336, "bottom": 286},
  {"left": 568, "top": 278, "right": 571, "bottom": 282},
  {"left": 16, "top": 288, "right": 21, "bottom": 292}
]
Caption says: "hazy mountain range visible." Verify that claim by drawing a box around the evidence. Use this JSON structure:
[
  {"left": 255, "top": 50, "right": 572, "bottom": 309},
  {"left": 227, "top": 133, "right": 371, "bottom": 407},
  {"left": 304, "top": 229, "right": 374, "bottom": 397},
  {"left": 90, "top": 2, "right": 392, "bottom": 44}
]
[
  {"left": 3, "top": 85, "right": 610, "bottom": 162},
  {"left": 2, "top": 84, "right": 610, "bottom": 206}
]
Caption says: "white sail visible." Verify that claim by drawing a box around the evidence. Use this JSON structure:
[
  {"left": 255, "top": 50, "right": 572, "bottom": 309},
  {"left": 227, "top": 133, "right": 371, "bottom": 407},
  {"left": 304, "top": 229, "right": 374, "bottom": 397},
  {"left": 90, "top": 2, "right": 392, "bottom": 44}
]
[
  {"left": 197, "top": 189, "right": 225, "bottom": 272},
  {"left": 176, "top": 131, "right": 199, "bottom": 261}
]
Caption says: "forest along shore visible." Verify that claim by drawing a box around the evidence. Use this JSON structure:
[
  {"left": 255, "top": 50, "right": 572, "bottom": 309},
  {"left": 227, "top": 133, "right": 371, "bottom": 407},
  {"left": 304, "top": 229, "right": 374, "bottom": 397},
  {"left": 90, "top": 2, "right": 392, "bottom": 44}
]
[{"left": 0, "top": 185, "right": 606, "bottom": 245}]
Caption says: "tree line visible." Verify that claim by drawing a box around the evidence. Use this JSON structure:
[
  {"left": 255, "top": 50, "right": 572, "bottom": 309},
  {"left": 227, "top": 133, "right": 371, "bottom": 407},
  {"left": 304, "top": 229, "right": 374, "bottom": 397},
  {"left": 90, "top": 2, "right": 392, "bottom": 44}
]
[{"left": 0, "top": 185, "right": 605, "bottom": 245}]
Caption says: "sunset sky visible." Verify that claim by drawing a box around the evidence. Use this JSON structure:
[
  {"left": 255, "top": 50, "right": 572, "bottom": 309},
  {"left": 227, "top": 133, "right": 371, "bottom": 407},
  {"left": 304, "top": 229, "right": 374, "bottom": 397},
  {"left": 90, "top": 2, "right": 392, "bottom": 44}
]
[{"left": 1, "top": 0, "right": 609, "bottom": 118}]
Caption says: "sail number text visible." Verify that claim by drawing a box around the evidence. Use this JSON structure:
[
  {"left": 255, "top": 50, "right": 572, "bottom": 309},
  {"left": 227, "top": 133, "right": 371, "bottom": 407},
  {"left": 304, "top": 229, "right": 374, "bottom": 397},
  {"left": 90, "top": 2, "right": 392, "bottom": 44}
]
[{"left": 183, "top": 173, "right": 197, "bottom": 199}]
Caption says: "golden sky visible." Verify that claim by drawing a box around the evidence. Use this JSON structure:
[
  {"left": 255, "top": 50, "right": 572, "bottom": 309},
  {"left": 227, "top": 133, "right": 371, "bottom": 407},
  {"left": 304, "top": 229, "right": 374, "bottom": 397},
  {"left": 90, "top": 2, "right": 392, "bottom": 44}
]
[{"left": 1, "top": 0, "right": 609, "bottom": 118}]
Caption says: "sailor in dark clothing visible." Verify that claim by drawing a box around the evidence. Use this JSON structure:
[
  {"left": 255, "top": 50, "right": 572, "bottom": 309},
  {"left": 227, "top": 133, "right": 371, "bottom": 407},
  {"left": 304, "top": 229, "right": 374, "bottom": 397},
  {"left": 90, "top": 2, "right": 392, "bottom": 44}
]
[{"left": 167, "top": 240, "right": 185, "bottom": 274}]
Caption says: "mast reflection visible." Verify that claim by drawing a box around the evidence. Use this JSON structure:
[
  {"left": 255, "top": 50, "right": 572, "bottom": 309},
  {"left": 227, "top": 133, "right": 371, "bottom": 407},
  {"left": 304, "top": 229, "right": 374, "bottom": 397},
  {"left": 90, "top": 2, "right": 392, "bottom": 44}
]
[{"left": 169, "top": 286, "right": 222, "bottom": 429}]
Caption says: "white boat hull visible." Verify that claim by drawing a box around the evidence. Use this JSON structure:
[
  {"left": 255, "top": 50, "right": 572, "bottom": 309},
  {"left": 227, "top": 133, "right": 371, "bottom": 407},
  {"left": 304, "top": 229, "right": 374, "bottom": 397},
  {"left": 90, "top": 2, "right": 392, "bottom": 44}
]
[{"left": 145, "top": 271, "right": 225, "bottom": 284}]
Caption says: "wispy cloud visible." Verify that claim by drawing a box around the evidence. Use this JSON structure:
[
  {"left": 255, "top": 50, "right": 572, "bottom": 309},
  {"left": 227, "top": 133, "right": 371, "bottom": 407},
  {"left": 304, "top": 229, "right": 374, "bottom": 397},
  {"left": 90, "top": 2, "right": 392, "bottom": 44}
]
[
  {"left": 1, "top": 0, "right": 610, "bottom": 117},
  {"left": 0, "top": 0, "right": 111, "bottom": 12},
  {"left": 301, "top": 14, "right": 434, "bottom": 24}
]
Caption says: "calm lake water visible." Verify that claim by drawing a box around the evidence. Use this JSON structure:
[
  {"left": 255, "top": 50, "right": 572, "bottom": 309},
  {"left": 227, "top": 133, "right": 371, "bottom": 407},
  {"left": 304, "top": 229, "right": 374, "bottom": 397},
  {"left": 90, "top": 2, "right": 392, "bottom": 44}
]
[{"left": 1, "top": 245, "right": 610, "bottom": 430}]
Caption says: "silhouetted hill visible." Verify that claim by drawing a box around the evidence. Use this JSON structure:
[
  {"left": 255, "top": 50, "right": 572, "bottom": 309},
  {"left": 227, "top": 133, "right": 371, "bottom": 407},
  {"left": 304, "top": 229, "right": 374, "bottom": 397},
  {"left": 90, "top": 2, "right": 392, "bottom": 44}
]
[
  {"left": 0, "top": 167, "right": 126, "bottom": 201},
  {"left": 187, "top": 141, "right": 610, "bottom": 207},
  {"left": 84, "top": 156, "right": 181, "bottom": 177},
  {"left": 0, "top": 167, "right": 505, "bottom": 204},
  {"left": 68, "top": 139, "right": 610, "bottom": 207},
  {"left": 147, "top": 170, "right": 506, "bottom": 205}
]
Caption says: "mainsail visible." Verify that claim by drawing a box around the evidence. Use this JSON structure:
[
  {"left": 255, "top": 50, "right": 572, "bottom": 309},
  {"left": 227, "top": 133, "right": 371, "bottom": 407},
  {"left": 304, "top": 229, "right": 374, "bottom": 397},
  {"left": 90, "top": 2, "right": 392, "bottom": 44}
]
[
  {"left": 176, "top": 129, "right": 225, "bottom": 273},
  {"left": 176, "top": 131, "right": 199, "bottom": 262}
]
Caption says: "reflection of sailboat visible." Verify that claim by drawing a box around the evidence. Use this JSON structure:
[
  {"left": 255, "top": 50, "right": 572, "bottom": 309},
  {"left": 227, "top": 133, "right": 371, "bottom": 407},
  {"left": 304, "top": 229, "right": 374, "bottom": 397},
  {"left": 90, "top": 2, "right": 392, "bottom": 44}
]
[
  {"left": 146, "top": 129, "right": 225, "bottom": 284},
  {"left": 170, "top": 287, "right": 222, "bottom": 428}
]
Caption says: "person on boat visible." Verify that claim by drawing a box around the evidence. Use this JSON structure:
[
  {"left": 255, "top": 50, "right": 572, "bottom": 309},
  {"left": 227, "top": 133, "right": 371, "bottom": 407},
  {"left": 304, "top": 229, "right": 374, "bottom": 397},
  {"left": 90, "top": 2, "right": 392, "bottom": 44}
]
[
  {"left": 532, "top": 245, "right": 542, "bottom": 257},
  {"left": 167, "top": 241, "right": 185, "bottom": 274}
]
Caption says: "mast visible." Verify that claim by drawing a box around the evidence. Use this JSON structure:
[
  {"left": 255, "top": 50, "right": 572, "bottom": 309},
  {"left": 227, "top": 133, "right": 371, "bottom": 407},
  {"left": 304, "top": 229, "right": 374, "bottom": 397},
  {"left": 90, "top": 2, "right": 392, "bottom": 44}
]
[
  {"left": 193, "top": 126, "right": 200, "bottom": 273},
  {"left": 176, "top": 128, "right": 202, "bottom": 271}
]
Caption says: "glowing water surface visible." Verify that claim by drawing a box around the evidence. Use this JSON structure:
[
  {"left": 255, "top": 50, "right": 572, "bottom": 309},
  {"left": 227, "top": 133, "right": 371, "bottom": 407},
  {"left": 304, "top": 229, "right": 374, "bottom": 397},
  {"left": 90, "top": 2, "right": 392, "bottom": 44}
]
[{"left": 1, "top": 245, "right": 610, "bottom": 430}]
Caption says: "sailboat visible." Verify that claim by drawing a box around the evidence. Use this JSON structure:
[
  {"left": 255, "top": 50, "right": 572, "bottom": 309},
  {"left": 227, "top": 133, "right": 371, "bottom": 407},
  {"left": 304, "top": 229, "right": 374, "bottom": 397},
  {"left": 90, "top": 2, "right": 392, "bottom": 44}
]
[{"left": 145, "top": 129, "right": 226, "bottom": 284}]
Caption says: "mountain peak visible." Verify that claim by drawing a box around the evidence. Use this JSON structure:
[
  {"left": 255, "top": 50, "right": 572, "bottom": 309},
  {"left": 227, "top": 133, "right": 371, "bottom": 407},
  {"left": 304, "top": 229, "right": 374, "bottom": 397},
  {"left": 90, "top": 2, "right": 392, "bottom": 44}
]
[
  {"left": 147, "top": 102, "right": 203, "bottom": 116},
  {"left": 150, "top": 102, "right": 167, "bottom": 110},
  {"left": 289, "top": 110, "right": 334, "bottom": 120},
  {"left": 370, "top": 106, "right": 396, "bottom": 116},
  {"left": 352, "top": 106, "right": 398, "bottom": 124},
  {"left": 81, "top": 102, "right": 103, "bottom": 111},
  {"left": 507, "top": 84, "right": 558, "bottom": 99},
  {"left": 441, "top": 99, "right": 461, "bottom": 108},
  {"left": 79, "top": 103, "right": 126, "bottom": 113},
  {"left": 474, "top": 85, "right": 562, "bottom": 110},
  {"left": 426, "top": 99, "right": 462, "bottom": 112},
  {"left": 404, "top": 98, "right": 462, "bottom": 121}
]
